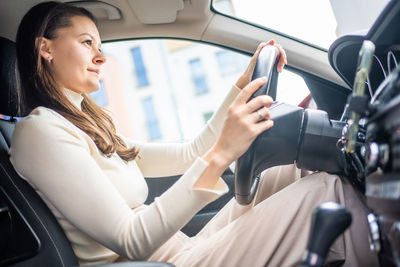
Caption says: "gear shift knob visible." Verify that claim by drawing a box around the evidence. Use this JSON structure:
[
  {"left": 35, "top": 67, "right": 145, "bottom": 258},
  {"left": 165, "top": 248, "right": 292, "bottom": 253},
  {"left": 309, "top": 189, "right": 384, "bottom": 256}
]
[{"left": 301, "top": 202, "right": 352, "bottom": 267}]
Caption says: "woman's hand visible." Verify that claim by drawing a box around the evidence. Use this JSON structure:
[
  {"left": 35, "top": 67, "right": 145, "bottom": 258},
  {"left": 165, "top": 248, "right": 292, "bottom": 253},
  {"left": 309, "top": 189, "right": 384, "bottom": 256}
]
[
  {"left": 196, "top": 77, "right": 274, "bottom": 189},
  {"left": 196, "top": 43, "right": 284, "bottom": 188},
  {"left": 235, "top": 40, "right": 287, "bottom": 90},
  {"left": 204, "top": 77, "right": 274, "bottom": 168}
]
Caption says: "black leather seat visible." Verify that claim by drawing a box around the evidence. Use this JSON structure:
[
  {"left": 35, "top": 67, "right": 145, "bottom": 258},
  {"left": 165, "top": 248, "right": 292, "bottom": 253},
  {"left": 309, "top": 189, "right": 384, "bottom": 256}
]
[{"left": 0, "top": 36, "right": 173, "bottom": 267}]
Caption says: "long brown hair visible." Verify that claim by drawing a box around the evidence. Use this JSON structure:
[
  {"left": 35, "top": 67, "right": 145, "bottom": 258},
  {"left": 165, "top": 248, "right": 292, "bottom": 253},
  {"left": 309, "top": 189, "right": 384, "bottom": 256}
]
[{"left": 16, "top": 1, "right": 138, "bottom": 161}]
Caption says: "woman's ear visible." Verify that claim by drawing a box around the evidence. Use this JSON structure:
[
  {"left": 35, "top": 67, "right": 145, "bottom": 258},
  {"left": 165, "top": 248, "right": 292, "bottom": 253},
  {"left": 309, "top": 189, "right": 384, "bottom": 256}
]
[{"left": 35, "top": 37, "right": 53, "bottom": 62}]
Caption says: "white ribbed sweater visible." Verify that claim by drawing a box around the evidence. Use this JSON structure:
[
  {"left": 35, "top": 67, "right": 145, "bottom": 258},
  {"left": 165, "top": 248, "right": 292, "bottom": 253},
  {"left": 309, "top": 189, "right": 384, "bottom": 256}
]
[{"left": 10, "top": 85, "right": 240, "bottom": 265}]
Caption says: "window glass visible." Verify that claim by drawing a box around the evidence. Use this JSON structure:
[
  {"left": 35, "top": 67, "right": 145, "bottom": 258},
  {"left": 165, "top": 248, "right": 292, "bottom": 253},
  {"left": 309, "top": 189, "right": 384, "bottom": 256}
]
[
  {"left": 212, "top": 0, "right": 389, "bottom": 49},
  {"left": 89, "top": 80, "right": 108, "bottom": 106},
  {"left": 130, "top": 47, "right": 149, "bottom": 87},
  {"left": 101, "top": 39, "right": 311, "bottom": 142},
  {"left": 215, "top": 50, "right": 248, "bottom": 76},
  {"left": 276, "top": 70, "right": 310, "bottom": 106},
  {"left": 141, "top": 96, "right": 162, "bottom": 140},
  {"left": 202, "top": 111, "right": 214, "bottom": 123},
  {"left": 189, "top": 58, "right": 210, "bottom": 95}
]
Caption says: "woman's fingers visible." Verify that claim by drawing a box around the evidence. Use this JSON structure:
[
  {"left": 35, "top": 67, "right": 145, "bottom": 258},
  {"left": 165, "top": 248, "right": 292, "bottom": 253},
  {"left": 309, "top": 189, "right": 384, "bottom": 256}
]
[
  {"left": 246, "top": 40, "right": 287, "bottom": 78},
  {"left": 216, "top": 77, "right": 275, "bottom": 162},
  {"left": 245, "top": 42, "right": 269, "bottom": 74},
  {"left": 246, "top": 95, "right": 274, "bottom": 113},
  {"left": 256, "top": 119, "right": 274, "bottom": 132},
  {"left": 274, "top": 43, "right": 287, "bottom": 72},
  {"left": 233, "top": 78, "right": 274, "bottom": 123},
  {"left": 248, "top": 40, "right": 287, "bottom": 72},
  {"left": 245, "top": 41, "right": 274, "bottom": 73},
  {"left": 234, "top": 77, "right": 267, "bottom": 104},
  {"left": 234, "top": 39, "right": 286, "bottom": 90},
  {"left": 252, "top": 106, "right": 271, "bottom": 123},
  {"left": 260, "top": 40, "right": 287, "bottom": 72},
  {"left": 255, "top": 41, "right": 270, "bottom": 55},
  {"left": 234, "top": 81, "right": 273, "bottom": 123}
]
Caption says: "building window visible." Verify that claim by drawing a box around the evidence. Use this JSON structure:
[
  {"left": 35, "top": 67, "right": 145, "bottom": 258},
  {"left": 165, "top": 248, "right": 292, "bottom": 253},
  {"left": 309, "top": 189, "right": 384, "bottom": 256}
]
[
  {"left": 131, "top": 47, "right": 149, "bottom": 87},
  {"left": 89, "top": 80, "right": 108, "bottom": 106},
  {"left": 202, "top": 111, "right": 213, "bottom": 123},
  {"left": 141, "top": 96, "right": 162, "bottom": 140},
  {"left": 189, "top": 58, "right": 209, "bottom": 95}
]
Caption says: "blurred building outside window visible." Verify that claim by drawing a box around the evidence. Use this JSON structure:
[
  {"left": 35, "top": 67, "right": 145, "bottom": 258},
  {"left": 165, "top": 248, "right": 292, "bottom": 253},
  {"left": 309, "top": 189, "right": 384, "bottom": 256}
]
[
  {"left": 189, "top": 58, "right": 210, "bottom": 95},
  {"left": 89, "top": 80, "right": 108, "bottom": 106},
  {"left": 215, "top": 50, "right": 248, "bottom": 76},
  {"left": 141, "top": 96, "right": 162, "bottom": 140},
  {"left": 202, "top": 111, "right": 214, "bottom": 123},
  {"left": 131, "top": 47, "right": 150, "bottom": 87},
  {"left": 102, "top": 38, "right": 310, "bottom": 142}
]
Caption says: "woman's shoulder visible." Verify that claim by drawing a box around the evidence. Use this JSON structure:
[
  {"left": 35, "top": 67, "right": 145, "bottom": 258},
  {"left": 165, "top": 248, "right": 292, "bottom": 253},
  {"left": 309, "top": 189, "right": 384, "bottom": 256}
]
[
  {"left": 10, "top": 106, "right": 92, "bottom": 164},
  {"left": 28, "top": 106, "right": 64, "bottom": 119},
  {"left": 13, "top": 106, "right": 82, "bottom": 143},
  {"left": 15, "top": 107, "right": 59, "bottom": 132}
]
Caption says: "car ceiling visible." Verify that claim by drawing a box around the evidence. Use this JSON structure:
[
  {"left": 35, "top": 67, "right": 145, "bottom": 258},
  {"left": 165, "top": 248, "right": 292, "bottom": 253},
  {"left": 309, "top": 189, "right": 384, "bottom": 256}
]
[{"left": 0, "top": 0, "right": 348, "bottom": 88}]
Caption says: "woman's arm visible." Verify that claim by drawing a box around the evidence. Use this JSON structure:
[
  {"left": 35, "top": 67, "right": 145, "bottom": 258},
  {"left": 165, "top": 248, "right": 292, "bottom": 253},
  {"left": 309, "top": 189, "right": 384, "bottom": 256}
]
[
  {"left": 10, "top": 111, "right": 228, "bottom": 261},
  {"left": 128, "top": 41, "right": 287, "bottom": 178},
  {"left": 127, "top": 84, "right": 240, "bottom": 177}
]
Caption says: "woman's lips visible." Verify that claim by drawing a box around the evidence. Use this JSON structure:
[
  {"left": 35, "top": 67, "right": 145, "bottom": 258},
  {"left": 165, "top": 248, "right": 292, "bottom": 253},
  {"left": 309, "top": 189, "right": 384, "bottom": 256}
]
[{"left": 88, "top": 69, "right": 99, "bottom": 76}]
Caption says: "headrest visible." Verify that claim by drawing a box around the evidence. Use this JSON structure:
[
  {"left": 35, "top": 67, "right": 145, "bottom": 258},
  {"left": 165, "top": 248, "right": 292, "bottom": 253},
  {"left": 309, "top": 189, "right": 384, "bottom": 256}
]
[{"left": 0, "top": 37, "right": 18, "bottom": 117}]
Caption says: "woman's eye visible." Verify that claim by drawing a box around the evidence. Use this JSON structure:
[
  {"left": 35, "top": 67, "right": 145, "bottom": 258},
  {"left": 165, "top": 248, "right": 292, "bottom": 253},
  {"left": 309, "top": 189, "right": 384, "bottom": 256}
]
[{"left": 84, "top": 40, "right": 92, "bottom": 46}]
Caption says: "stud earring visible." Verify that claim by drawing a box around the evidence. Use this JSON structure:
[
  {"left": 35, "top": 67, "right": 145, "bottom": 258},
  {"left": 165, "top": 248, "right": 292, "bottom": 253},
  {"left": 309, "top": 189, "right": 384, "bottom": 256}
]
[{"left": 47, "top": 57, "right": 52, "bottom": 64}]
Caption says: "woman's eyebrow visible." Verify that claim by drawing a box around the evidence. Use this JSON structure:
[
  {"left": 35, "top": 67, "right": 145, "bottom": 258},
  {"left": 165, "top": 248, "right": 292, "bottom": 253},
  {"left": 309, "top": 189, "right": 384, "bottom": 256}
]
[
  {"left": 78, "top": 32, "right": 101, "bottom": 48},
  {"left": 78, "top": 32, "right": 94, "bottom": 39}
]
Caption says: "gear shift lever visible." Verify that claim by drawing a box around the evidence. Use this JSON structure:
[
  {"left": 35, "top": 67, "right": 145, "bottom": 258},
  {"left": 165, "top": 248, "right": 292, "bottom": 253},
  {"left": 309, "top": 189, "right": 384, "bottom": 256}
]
[{"left": 301, "top": 202, "right": 352, "bottom": 267}]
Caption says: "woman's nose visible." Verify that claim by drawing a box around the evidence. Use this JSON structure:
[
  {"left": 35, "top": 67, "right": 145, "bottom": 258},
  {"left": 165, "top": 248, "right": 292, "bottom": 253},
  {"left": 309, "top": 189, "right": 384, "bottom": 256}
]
[{"left": 93, "top": 51, "right": 106, "bottom": 65}]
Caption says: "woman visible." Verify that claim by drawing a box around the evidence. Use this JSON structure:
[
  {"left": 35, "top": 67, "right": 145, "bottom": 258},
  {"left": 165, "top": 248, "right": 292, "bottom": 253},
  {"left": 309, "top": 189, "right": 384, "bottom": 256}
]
[{"left": 10, "top": 1, "right": 351, "bottom": 266}]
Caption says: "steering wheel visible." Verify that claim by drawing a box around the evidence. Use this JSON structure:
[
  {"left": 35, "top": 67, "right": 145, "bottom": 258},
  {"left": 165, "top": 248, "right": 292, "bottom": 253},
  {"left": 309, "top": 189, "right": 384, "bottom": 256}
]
[{"left": 234, "top": 45, "right": 280, "bottom": 205}]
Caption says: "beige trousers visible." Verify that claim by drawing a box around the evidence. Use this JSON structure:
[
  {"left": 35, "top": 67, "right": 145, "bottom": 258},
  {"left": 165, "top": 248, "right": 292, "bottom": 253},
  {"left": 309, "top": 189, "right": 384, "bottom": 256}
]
[{"left": 148, "top": 165, "right": 379, "bottom": 267}]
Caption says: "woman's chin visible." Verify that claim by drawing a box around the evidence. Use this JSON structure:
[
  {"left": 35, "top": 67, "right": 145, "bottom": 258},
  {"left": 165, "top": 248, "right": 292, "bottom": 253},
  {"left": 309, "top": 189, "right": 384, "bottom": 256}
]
[{"left": 86, "top": 82, "right": 101, "bottom": 94}]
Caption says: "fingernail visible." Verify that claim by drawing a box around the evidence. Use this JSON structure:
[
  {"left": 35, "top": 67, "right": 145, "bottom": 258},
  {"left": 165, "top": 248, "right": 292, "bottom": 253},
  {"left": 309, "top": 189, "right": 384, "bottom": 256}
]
[{"left": 261, "top": 76, "right": 267, "bottom": 81}]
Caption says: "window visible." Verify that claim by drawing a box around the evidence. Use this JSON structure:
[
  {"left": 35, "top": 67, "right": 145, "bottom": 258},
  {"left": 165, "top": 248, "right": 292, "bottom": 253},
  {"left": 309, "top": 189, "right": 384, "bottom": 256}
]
[
  {"left": 141, "top": 97, "right": 162, "bottom": 140},
  {"left": 131, "top": 47, "right": 149, "bottom": 87},
  {"left": 101, "top": 39, "right": 310, "bottom": 142},
  {"left": 276, "top": 70, "right": 310, "bottom": 106},
  {"left": 213, "top": 0, "right": 390, "bottom": 49},
  {"left": 215, "top": 50, "right": 248, "bottom": 76},
  {"left": 189, "top": 58, "right": 209, "bottom": 95},
  {"left": 203, "top": 111, "right": 214, "bottom": 123},
  {"left": 89, "top": 80, "right": 108, "bottom": 106},
  {"left": 213, "top": 0, "right": 336, "bottom": 49}
]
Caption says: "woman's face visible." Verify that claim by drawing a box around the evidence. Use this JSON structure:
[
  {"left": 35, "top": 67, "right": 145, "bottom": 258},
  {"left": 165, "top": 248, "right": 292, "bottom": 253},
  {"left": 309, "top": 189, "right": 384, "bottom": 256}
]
[{"left": 42, "top": 15, "right": 105, "bottom": 94}]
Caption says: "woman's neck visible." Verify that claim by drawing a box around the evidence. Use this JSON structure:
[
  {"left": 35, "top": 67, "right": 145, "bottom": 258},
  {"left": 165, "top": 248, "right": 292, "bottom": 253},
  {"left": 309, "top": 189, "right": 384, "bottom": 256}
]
[{"left": 63, "top": 88, "right": 84, "bottom": 110}]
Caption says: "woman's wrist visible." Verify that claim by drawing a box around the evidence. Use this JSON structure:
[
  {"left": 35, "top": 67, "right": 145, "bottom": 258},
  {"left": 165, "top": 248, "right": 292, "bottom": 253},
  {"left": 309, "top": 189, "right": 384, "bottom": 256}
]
[
  {"left": 202, "top": 146, "right": 232, "bottom": 175},
  {"left": 194, "top": 147, "right": 231, "bottom": 189},
  {"left": 235, "top": 73, "right": 251, "bottom": 90}
]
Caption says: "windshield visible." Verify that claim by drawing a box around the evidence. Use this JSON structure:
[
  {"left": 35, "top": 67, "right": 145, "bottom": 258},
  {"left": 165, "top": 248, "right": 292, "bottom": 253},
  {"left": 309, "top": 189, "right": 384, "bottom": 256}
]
[{"left": 213, "top": 0, "right": 390, "bottom": 49}]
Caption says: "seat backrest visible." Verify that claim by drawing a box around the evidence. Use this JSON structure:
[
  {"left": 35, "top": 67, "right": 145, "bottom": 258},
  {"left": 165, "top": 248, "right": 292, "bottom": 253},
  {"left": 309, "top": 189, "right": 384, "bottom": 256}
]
[{"left": 0, "top": 36, "right": 79, "bottom": 266}]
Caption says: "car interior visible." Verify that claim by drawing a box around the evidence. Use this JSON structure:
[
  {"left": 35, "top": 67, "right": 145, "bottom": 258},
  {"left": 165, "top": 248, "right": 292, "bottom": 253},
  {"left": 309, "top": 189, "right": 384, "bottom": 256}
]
[{"left": 1, "top": 0, "right": 400, "bottom": 266}]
